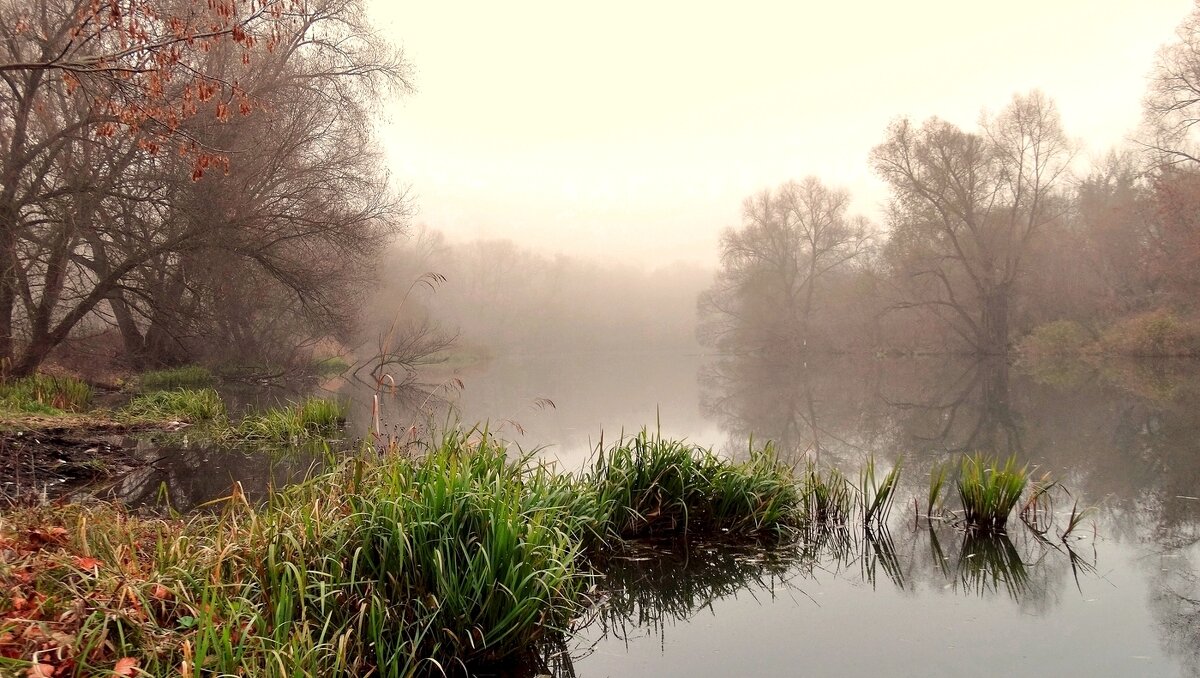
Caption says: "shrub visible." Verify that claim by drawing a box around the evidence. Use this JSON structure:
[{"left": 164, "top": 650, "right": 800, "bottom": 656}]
[
  {"left": 1018, "top": 320, "right": 1091, "bottom": 357},
  {"left": 1099, "top": 310, "right": 1200, "bottom": 356}
]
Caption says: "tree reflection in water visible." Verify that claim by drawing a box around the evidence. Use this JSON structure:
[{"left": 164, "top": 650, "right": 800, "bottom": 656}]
[
  {"left": 550, "top": 520, "right": 1098, "bottom": 678},
  {"left": 696, "top": 350, "right": 1200, "bottom": 675}
]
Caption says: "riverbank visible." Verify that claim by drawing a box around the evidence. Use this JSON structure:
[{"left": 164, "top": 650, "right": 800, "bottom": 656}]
[
  {"left": 0, "top": 414, "right": 1082, "bottom": 677},
  {"left": 0, "top": 429, "right": 802, "bottom": 677},
  {"left": 0, "top": 370, "right": 349, "bottom": 502}
]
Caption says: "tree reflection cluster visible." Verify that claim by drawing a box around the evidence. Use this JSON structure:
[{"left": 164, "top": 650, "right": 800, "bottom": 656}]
[{"left": 695, "top": 349, "right": 1200, "bottom": 674}]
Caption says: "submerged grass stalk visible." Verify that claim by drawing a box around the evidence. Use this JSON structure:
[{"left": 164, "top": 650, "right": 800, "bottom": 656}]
[{"left": 859, "top": 456, "right": 901, "bottom": 525}]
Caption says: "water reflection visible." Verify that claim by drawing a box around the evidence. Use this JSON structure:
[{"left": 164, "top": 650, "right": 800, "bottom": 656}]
[
  {"left": 590, "top": 540, "right": 802, "bottom": 643},
  {"left": 564, "top": 521, "right": 1103, "bottom": 677},
  {"left": 93, "top": 438, "right": 327, "bottom": 511},
  {"left": 689, "top": 351, "right": 1200, "bottom": 677}
]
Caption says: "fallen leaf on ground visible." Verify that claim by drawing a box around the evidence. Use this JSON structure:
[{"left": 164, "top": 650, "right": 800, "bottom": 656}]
[
  {"left": 74, "top": 557, "right": 102, "bottom": 570},
  {"left": 113, "top": 657, "right": 139, "bottom": 676}
]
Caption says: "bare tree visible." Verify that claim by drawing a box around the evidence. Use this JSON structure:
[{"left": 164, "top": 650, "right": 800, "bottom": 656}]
[
  {"left": 871, "top": 91, "right": 1072, "bottom": 355},
  {"left": 699, "top": 177, "right": 873, "bottom": 354},
  {"left": 1144, "top": 1, "right": 1200, "bottom": 167}
]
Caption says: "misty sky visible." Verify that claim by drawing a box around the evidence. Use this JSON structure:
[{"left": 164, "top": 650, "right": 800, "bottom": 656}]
[{"left": 369, "top": 1, "right": 1193, "bottom": 267}]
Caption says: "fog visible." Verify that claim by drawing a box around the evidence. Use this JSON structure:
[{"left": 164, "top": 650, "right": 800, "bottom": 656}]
[
  {"left": 369, "top": 0, "right": 1192, "bottom": 267},
  {"left": 370, "top": 228, "right": 710, "bottom": 358}
]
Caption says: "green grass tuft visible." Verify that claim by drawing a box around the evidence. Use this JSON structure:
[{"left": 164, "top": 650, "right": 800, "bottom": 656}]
[
  {"left": 0, "top": 374, "right": 92, "bottom": 413},
  {"left": 234, "top": 397, "right": 347, "bottom": 442},
  {"left": 582, "top": 432, "right": 801, "bottom": 540},
  {"left": 957, "top": 454, "right": 1028, "bottom": 530},
  {"left": 138, "top": 365, "right": 214, "bottom": 391},
  {"left": 801, "top": 464, "right": 853, "bottom": 524},
  {"left": 312, "top": 355, "right": 350, "bottom": 376},
  {"left": 859, "top": 456, "right": 901, "bottom": 525},
  {"left": 123, "top": 387, "right": 226, "bottom": 422}
]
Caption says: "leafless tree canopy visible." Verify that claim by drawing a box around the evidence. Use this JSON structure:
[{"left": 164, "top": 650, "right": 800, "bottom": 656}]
[{"left": 698, "top": 177, "right": 873, "bottom": 355}]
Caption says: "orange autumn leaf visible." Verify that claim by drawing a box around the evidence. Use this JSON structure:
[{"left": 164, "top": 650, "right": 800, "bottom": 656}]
[
  {"left": 113, "top": 657, "right": 139, "bottom": 677},
  {"left": 25, "top": 664, "right": 53, "bottom": 678},
  {"left": 74, "top": 557, "right": 102, "bottom": 571}
]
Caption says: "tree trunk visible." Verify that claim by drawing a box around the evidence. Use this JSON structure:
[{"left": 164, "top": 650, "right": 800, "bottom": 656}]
[
  {"left": 978, "top": 284, "right": 1010, "bottom": 356},
  {"left": 0, "top": 214, "right": 17, "bottom": 374}
]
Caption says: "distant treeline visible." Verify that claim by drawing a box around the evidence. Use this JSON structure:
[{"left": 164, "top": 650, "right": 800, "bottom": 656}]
[
  {"left": 373, "top": 229, "right": 710, "bottom": 358},
  {"left": 700, "top": 6, "right": 1200, "bottom": 358}
]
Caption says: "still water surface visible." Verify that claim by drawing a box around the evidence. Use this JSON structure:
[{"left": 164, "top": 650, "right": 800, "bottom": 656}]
[{"left": 108, "top": 352, "right": 1200, "bottom": 677}]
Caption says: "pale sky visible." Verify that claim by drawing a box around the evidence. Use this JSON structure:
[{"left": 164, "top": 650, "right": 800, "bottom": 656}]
[{"left": 369, "top": 0, "right": 1194, "bottom": 267}]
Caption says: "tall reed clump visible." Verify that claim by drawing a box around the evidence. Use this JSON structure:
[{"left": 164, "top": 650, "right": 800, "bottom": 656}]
[
  {"left": 582, "top": 432, "right": 801, "bottom": 539},
  {"left": 122, "top": 387, "right": 226, "bottom": 422},
  {"left": 0, "top": 374, "right": 92, "bottom": 413},
  {"left": 349, "top": 431, "right": 590, "bottom": 672},
  {"left": 957, "top": 455, "right": 1028, "bottom": 530},
  {"left": 137, "top": 365, "right": 214, "bottom": 391}
]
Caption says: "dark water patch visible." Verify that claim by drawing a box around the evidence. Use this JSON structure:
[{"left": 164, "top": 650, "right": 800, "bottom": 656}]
[
  {"left": 0, "top": 429, "right": 144, "bottom": 501},
  {"left": 90, "top": 441, "right": 329, "bottom": 511}
]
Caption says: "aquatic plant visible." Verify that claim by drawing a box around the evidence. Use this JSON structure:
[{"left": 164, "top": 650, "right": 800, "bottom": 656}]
[
  {"left": 927, "top": 461, "right": 950, "bottom": 517},
  {"left": 1060, "top": 500, "right": 1094, "bottom": 541},
  {"left": 957, "top": 455, "right": 1028, "bottom": 530},
  {"left": 122, "top": 387, "right": 226, "bottom": 422},
  {"left": 801, "top": 464, "right": 853, "bottom": 524},
  {"left": 234, "top": 397, "right": 348, "bottom": 442},
  {"left": 583, "top": 432, "right": 801, "bottom": 539},
  {"left": 137, "top": 365, "right": 214, "bottom": 391},
  {"left": 349, "top": 431, "right": 589, "bottom": 670},
  {"left": 858, "top": 456, "right": 901, "bottom": 525},
  {"left": 0, "top": 374, "right": 92, "bottom": 413},
  {"left": 0, "top": 426, "right": 1091, "bottom": 676}
]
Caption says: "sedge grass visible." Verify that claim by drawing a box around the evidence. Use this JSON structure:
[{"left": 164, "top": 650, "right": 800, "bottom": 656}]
[
  {"left": 234, "top": 397, "right": 347, "bottom": 442},
  {"left": 0, "top": 374, "right": 92, "bottom": 413},
  {"left": 0, "top": 425, "right": 1073, "bottom": 676},
  {"left": 122, "top": 387, "right": 226, "bottom": 422},
  {"left": 859, "top": 456, "right": 901, "bottom": 525},
  {"left": 137, "top": 365, "right": 214, "bottom": 391},
  {"left": 582, "top": 431, "right": 801, "bottom": 539},
  {"left": 801, "top": 464, "right": 853, "bottom": 525},
  {"left": 120, "top": 388, "right": 347, "bottom": 444},
  {"left": 927, "top": 461, "right": 950, "bottom": 517},
  {"left": 957, "top": 454, "right": 1028, "bottom": 530}
]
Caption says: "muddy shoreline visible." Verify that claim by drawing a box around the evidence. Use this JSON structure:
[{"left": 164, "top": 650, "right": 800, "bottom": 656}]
[{"left": 0, "top": 417, "right": 184, "bottom": 501}]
